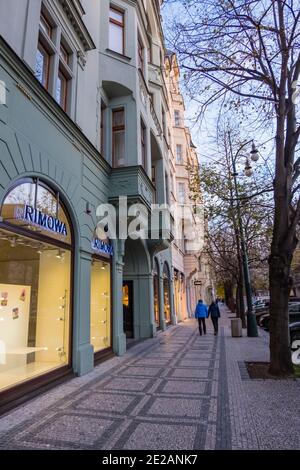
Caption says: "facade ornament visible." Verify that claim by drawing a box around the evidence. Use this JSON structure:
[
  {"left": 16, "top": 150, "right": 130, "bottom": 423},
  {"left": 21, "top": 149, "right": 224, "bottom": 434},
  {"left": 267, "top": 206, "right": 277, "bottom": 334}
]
[{"left": 77, "top": 50, "right": 87, "bottom": 70}]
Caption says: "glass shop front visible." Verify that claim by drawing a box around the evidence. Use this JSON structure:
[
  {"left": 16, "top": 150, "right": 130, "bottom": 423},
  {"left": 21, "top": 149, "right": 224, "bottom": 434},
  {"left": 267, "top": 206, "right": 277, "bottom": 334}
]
[{"left": 0, "top": 179, "right": 73, "bottom": 396}]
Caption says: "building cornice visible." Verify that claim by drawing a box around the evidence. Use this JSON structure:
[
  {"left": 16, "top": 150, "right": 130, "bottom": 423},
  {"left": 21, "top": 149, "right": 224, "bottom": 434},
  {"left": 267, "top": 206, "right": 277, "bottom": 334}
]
[
  {"left": 58, "top": 0, "right": 95, "bottom": 51},
  {"left": 0, "top": 36, "right": 111, "bottom": 176}
]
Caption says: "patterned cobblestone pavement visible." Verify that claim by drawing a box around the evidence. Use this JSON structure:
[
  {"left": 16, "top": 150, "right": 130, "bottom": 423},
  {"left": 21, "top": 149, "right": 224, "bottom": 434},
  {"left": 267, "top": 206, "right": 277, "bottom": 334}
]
[{"left": 0, "top": 309, "right": 299, "bottom": 450}]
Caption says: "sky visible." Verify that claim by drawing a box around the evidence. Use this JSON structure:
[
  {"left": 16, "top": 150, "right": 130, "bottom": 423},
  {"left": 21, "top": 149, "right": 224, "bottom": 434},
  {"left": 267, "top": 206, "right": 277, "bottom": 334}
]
[{"left": 161, "top": 1, "right": 276, "bottom": 179}]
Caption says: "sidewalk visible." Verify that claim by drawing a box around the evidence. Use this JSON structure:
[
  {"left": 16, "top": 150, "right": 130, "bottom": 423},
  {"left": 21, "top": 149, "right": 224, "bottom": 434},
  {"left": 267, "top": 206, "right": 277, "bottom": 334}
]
[{"left": 0, "top": 308, "right": 299, "bottom": 450}]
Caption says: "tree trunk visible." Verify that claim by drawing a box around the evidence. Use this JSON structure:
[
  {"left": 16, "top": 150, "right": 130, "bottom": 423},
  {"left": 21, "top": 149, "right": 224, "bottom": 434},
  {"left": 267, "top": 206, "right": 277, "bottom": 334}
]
[
  {"left": 224, "top": 280, "right": 235, "bottom": 312},
  {"left": 268, "top": 251, "right": 294, "bottom": 376},
  {"left": 236, "top": 278, "right": 246, "bottom": 328}
]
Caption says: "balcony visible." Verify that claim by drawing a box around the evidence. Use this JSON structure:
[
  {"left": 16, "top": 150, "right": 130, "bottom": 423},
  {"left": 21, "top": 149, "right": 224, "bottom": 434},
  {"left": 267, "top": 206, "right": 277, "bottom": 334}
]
[
  {"left": 109, "top": 165, "right": 155, "bottom": 209},
  {"left": 109, "top": 166, "right": 173, "bottom": 251}
]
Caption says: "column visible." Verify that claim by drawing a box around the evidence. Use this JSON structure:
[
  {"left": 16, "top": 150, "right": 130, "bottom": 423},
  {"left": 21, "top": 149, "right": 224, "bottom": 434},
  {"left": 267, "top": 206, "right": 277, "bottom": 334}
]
[
  {"left": 73, "top": 250, "right": 94, "bottom": 376},
  {"left": 159, "top": 274, "right": 166, "bottom": 331},
  {"left": 112, "top": 239, "right": 126, "bottom": 356},
  {"left": 169, "top": 273, "right": 176, "bottom": 325}
]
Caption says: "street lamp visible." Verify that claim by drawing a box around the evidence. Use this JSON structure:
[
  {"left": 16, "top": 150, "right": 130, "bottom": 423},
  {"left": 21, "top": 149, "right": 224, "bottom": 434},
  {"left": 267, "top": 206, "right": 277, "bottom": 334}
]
[{"left": 228, "top": 134, "right": 259, "bottom": 338}]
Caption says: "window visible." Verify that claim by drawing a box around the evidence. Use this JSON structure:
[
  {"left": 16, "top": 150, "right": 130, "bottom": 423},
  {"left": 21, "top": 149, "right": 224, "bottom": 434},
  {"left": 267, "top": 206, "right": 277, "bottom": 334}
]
[
  {"left": 56, "top": 69, "right": 68, "bottom": 111},
  {"left": 60, "top": 44, "right": 69, "bottom": 65},
  {"left": 90, "top": 260, "right": 111, "bottom": 353},
  {"left": 141, "top": 119, "right": 147, "bottom": 170},
  {"left": 149, "top": 93, "right": 154, "bottom": 108},
  {"left": 0, "top": 180, "right": 73, "bottom": 393},
  {"left": 138, "top": 35, "right": 144, "bottom": 72},
  {"left": 178, "top": 182, "right": 186, "bottom": 204},
  {"left": 35, "top": 42, "right": 50, "bottom": 89},
  {"left": 176, "top": 144, "right": 183, "bottom": 164},
  {"left": 147, "top": 44, "right": 152, "bottom": 63},
  {"left": 165, "top": 172, "right": 170, "bottom": 205},
  {"left": 40, "top": 13, "right": 52, "bottom": 38},
  {"left": 162, "top": 107, "right": 166, "bottom": 136},
  {"left": 35, "top": 9, "right": 74, "bottom": 115},
  {"left": 170, "top": 172, "right": 174, "bottom": 195},
  {"left": 109, "top": 6, "right": 125, "bottom": 54},
  {"left": 112, "top": 109, "right": 125, "bottom": 167},
  {"left": 174, "top": 110, "right": 181, "bottom": 127},
  {"left": 151, "top": 166, "right": 156, "bottom": 186},
  {"left": 100, "top": 105, "right": 106, "bottom": 157}
]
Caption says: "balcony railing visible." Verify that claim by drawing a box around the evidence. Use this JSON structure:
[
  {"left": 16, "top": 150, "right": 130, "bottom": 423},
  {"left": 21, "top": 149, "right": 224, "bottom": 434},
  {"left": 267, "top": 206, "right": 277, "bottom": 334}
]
[{"left": 109, "top": 165, "right": 155, "bottom": 209}]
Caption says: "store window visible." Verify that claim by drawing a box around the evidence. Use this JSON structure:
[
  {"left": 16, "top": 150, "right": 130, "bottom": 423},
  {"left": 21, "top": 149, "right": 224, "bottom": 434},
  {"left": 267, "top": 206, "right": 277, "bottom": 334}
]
[
  {"left": 90, "top": 259, "right": 111, "bottom": 354},
  {"left": 0, "top": 179, "right": 72, "bottom": 393},
  {"left": 153, "top": 258, "right": 160, "bottom": 328},
  {"left": 163, "top": 263, "right": 171, "bottom": 324}
]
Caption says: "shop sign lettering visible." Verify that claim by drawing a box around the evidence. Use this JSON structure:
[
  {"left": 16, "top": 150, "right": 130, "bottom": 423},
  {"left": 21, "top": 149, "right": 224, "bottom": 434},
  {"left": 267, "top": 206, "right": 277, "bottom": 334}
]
[
  {"left": 91, "top": 238, "right": 114, "bottom": 257},
  {"left": 15, "top": 205, "right": 68, "bottom": 237}
]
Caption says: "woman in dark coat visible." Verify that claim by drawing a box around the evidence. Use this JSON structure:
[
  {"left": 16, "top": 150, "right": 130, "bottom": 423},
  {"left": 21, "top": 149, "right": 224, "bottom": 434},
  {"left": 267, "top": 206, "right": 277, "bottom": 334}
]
[{"left": 208, "top": 300, "right": 221, "bottom": 335}]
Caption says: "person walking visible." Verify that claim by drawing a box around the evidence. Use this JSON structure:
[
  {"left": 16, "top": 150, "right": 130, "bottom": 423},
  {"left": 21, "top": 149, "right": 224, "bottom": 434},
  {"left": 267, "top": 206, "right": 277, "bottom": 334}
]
[
  {"left": 208, "top": 300, "right": 221, "bottom": 335},
  {"left": 194, "top": 299, "right": 208, "bottom": 336}
]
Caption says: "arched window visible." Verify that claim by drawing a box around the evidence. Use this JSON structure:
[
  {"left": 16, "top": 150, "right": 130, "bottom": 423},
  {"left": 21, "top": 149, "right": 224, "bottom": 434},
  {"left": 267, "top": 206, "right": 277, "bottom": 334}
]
[
  {"left": 0, "top": 178, "right": 72, "bottom": 245},
  {"left": 0, "top": 179, "right": 73, "bottom": 394}
]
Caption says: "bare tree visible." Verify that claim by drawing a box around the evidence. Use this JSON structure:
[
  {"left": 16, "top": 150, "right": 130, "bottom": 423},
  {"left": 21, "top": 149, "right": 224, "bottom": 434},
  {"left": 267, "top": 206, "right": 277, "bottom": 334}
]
[
  {"left": 199, "top": 127, "right": 272, "bottom": 326},
  {"left": 164, "top": 0, "right": 300, "bottom": 376}
]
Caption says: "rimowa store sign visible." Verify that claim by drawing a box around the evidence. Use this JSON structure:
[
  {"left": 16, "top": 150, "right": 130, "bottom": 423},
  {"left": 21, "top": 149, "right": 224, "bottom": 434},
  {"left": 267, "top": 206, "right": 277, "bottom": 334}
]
[{"left": 14, "top": 205, "right": 68, "bottom": 237}]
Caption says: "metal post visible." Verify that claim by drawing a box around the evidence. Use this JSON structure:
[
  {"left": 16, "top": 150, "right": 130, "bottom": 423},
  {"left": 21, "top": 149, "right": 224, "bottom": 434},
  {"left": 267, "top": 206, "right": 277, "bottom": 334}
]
[{"left": 229, "top": 136, "right": 258, "bottom": 337}]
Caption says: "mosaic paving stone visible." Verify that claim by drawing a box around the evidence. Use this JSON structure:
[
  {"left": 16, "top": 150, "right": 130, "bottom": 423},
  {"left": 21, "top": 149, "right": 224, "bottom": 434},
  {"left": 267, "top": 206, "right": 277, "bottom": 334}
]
[
  {"left": 146, "top": 397, "right": 203, "bottom": 418},
  {"left": 121, "top": 422, "right": 198, "bottom": 450}
]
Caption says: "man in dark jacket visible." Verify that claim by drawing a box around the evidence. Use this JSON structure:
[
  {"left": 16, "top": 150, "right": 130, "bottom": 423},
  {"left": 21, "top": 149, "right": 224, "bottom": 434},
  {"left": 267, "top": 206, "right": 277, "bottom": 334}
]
[
  {"left": 194, "top": 299, "right": 208, "bottom": 336},
  {"left": 208, "top": 300, "right": 221, "bottom": 335}
]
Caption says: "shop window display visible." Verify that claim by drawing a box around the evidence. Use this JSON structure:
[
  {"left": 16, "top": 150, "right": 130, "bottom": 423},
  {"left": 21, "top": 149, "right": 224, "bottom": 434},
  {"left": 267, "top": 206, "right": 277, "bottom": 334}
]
[
  {"left": 0, "top": 180, "right": 72, "bottom": 392},
  {"left": 153, "top": 259, "right": 160, "bottom": 328},
  {"left": 163, "top": 263, "right": 171, "bottom": 324},
  {"left": 90, "top": 259, "right": 111, "bottom": 353}
]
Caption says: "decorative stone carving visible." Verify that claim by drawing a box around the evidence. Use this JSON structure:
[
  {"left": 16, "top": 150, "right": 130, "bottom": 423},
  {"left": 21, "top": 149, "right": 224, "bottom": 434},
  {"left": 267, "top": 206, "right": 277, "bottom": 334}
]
[{"left": 77, "top": 50, "right": 87, "bottom": 70}]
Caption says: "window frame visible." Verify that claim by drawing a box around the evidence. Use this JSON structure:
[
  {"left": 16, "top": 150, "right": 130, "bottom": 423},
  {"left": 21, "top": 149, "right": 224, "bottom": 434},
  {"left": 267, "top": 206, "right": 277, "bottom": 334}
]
[
  {"left": 40, "top": 13, "right": 52, "bottom": 39},
  {"left": 178, "top": 182, "right": 186, "bottom": 204},
  {"left": 138, "top": 34, "right": 144, "bottom": 73},
  {"left": 60, "top": 43, "right": 70, "bottom": 66},
  {"left": 141, "top": 118, "right": 147, "bottom": 170},
  {"left": 162, "top": 106, "right": 166, "bottom": 136},
  {"left": 174, "top": 110, "right": 181, "bottom": 127},
  {"left": 56, "top": 68, "right": 68, "bottom": 112},
  {"left": 176, "top": 144, "right": 183, "bottom": 164},
  {"left": 109, "top": 6, "right": 125, "bottom": 55},
  {"left": 35, "top": 41, "right": 51, "bottom": 90},
  {"left": 112, "top": 108, "right": 126, "bottom": 168},
  {"left": 100, "top": 105, "right": 107, "bottom": 157}
]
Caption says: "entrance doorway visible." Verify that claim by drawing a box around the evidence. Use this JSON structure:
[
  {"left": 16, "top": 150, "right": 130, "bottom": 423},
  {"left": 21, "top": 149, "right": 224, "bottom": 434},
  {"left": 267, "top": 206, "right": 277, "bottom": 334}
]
[{"left": 123, "top": 281, "right": 134, "bottom": 338}]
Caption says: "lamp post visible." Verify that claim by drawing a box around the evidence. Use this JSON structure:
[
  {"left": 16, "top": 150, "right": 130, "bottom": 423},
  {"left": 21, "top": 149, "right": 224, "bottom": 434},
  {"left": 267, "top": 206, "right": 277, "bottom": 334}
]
[{"left": 228, "top": 134, "right": 258, "bottom": 338}]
